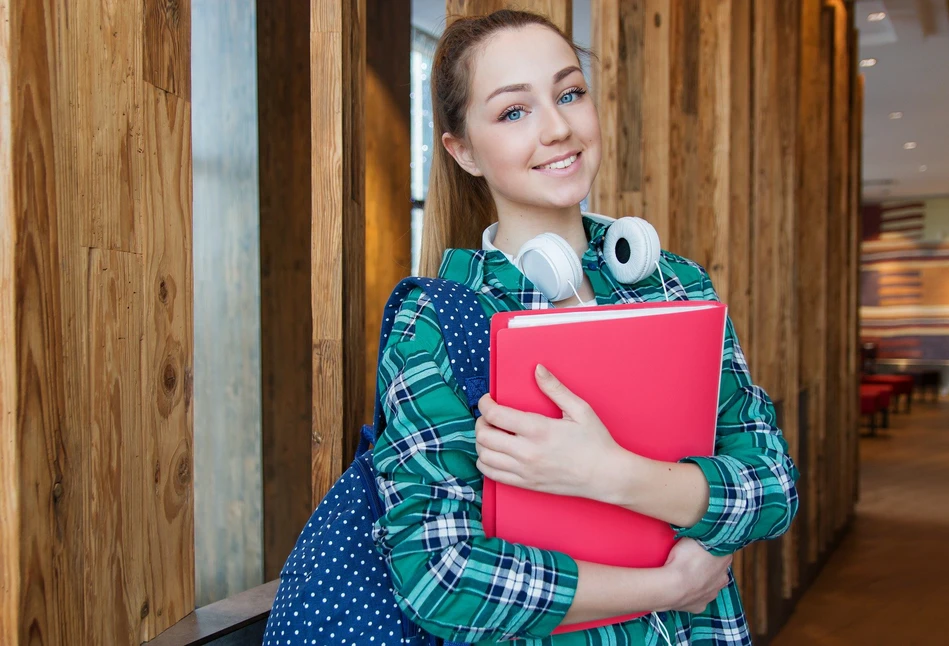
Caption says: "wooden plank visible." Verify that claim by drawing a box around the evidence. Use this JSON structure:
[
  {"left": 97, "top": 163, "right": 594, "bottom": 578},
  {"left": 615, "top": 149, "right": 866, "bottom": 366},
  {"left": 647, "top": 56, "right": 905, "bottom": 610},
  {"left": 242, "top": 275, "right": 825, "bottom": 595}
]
[
  {"left": 797, "top": 0, "right": 831, "bottom": 566},
  {"left": 642, "top": 0, "right": 671, "bottom": 246},
  {"left": 750, "top": 0, "right": 799, "bottom": 631},
  {"left": 365, "top": 0, "right": 412, "bottom": 422},
  {"left": 145, "top": 580, "right": 279, "bottom": 646},
  {"left": 141, "top": 83, "right": 194, "bottom": 640},
  {"left": 8, "top": 2, "right": 87, "bottom": 644},
  {"left": 828, "top": 0, "right": 851, "bottom": 537},
  {"left": 776, "top": 0, "right": 801, "bottom": 600},
  {"left": 821, "top": 1, "right": 840, "bottom": 555},
  {"left": 84, "top": 248, "right": 146, "bottom": 645},
  {"left": 446, "top": 0, "right": 573, "bottom": 34},
  {"left": 190, "top": 0, "right": 263, "bottom": 606},
  {"left": 0, "top": 0, "right": 18, "bottom": 642},
  {"left": 590, "top": 0, "right": 621, "bottom": 217},
  {"left": 144, "top": 0, "right": 192, "bottom": 99},
  {"left": 726, "top": 0, "right": 752, "bottom": 618},
  {"left": 851, "top": 72, "right": 864, "bottom": 508},
  {"left": 311, "top": 0, "right": 366, "bottom": 504},
  {"left": 257, "top": 0, "right": 315, "bottom": 583}
]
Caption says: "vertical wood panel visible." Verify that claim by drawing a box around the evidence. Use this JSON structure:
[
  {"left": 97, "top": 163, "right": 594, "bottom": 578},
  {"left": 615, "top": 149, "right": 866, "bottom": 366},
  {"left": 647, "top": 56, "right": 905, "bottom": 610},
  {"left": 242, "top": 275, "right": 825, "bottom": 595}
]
[
  {"left": 141, "top": 85, "right": 194, "bottom": 640},
  {"left": 850, "top": 71, "right": 863, "bottom": 508},
  {"left": 446, "top": 0, "right": 573, "bottom": 33},
  {"left": 4, "top": 0, "right": 194, "bottom": 642},
  {"left": 819, "top": 4, "right": 837, "bottom": 555},
  {"left": 191, "top": 0, "right": 263, "bottom": 606},
  {"left": 797, "top": 0, "right": 831, "bottom": 566},
  {"left": 750, "top": 0, "right": 800, "bottom": 632},
  {"left": 365, "top": 0, "right": 412, "bottom": 422},
  {"left": 257, "top": 0, "right": 315, "bottom": 582},
  {"left": 311, "top": 0, "right": 366, "bottom": 504},
  {"left": 10, "top": 1, "right": 87, "bottom": 643},
  {"left": 144, "top": 0, "right": 192, "bottom": 99},
  {"left": 85, "top": 248, "right": 145, "bottom": 645},
  {"left": 0, "top": 0, "right": 17, "bottom": 639}
]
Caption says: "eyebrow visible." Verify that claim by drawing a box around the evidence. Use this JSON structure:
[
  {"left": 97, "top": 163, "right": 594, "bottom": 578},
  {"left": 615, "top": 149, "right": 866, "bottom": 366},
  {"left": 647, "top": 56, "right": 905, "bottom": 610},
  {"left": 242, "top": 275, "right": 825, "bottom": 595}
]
[{"left": 484, "top": 65, "right": 583, "bottom": 103}]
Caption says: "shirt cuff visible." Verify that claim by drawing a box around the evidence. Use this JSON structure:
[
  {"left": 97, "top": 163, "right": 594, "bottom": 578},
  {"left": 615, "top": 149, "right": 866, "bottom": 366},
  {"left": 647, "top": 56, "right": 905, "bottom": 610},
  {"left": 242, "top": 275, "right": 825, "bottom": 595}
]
[
  {"left": 524, "top": 551, "right": 580, "bottom": 638},
  {"left": 669, "top": 456, "right": 730, "bottom": 550}
]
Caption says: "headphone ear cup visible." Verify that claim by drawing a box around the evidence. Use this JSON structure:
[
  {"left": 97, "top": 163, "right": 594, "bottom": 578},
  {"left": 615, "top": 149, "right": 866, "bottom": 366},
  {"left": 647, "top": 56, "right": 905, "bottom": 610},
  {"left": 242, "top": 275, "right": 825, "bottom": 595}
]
[
  {"left": 604, "top": 217, "right": 661, "bottom": 284},
  {"left": 515, "top": 232, "right": 583, "bottom": 302}
]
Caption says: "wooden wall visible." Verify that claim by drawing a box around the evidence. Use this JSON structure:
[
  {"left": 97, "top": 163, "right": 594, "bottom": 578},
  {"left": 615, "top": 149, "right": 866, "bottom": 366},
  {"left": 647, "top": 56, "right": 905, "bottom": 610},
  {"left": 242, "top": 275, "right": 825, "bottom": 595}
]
[
  {"left": 365, "top": 0, "right": 413, "bottom": 422},
  {"left": 591, "top": 0, "right": 862, "bottom": 642},
  {"left": 310, "top": 0, "right": 367, "bottom": 502},
  {"left": 258, "top": 0, "right": 316, "bottom": 583},
  {"left": 191, "top": 0, "right": 263, "bottom": 606},
  {"left": 1, "top": 0, "right": 194, "bottom": 643}
]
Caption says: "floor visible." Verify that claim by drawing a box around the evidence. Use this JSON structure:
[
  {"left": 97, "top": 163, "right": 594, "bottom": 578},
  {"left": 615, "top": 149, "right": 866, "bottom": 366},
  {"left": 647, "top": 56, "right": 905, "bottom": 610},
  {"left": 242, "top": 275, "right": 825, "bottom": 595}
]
[{"left": 772, "top": 397, "right": 949, "bottom": 646}]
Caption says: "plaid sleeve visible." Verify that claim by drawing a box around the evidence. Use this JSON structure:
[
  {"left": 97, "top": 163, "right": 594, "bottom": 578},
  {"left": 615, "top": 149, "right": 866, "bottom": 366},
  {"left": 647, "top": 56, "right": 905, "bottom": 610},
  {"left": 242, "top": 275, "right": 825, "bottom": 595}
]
[
  {"left": 372, "top": 290, "right": 579, "bottom": 643},
  {"left": 673, "top": 273, "right": 800, "bottom": 556}
]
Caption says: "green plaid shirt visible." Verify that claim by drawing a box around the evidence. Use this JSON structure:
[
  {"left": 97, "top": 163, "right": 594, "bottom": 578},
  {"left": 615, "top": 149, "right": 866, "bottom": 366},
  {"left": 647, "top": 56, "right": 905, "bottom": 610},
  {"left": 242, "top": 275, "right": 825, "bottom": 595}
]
[{"left": 372, "top": 216, "right": 799, "bottom": 645}]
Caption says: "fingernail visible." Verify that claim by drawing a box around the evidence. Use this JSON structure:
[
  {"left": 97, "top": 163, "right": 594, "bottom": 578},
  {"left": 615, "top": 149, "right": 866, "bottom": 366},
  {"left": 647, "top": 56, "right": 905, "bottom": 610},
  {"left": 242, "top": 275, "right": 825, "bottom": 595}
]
[{"left": 536, "top": 364, "right": 549, "bottom": 378}]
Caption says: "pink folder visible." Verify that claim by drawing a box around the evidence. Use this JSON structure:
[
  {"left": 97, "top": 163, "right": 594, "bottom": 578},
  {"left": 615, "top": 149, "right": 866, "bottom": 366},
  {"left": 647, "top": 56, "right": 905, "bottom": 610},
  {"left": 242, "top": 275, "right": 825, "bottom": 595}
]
[{"left": 482, "top": 301, "right": 726, "bottom": 634}]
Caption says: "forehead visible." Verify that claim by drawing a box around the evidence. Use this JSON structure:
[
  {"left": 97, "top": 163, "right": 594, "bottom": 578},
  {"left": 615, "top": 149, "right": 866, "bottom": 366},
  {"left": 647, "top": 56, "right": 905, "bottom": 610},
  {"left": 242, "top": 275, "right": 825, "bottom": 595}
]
[{"left": 468, "top": 24, "right": 580, "bottom": 99}]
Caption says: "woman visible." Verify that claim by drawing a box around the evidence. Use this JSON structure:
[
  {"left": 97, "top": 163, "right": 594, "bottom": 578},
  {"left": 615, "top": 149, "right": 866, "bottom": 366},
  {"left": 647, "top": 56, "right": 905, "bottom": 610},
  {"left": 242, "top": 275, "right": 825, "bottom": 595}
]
[{"left": 373, "top": 9, "right": 798, "bottom": 645}]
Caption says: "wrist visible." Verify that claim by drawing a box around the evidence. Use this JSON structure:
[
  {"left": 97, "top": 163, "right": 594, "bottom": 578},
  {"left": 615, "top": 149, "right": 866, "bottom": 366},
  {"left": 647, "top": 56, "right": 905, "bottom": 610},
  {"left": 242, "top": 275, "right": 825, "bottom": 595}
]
[
  {"left": 600, "top": 446, "right": 656, "bottom": 508},
  {"left": 655, "top": 562, "right": 685, "bottom": 612}
]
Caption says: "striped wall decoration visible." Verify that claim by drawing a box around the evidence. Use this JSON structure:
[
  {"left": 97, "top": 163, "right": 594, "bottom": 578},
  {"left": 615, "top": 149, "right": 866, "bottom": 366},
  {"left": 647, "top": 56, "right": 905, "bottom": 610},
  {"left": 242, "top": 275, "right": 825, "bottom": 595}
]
[{"left": 861, "top": 199, "right": 949, "bottom": 362}]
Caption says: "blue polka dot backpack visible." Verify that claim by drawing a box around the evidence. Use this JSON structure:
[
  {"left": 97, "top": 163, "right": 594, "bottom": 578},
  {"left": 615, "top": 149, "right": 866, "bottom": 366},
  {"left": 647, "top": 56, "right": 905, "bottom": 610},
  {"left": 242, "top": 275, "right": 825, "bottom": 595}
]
[{"left": 264, "top": 278, "right": 488, "bottom": 646}]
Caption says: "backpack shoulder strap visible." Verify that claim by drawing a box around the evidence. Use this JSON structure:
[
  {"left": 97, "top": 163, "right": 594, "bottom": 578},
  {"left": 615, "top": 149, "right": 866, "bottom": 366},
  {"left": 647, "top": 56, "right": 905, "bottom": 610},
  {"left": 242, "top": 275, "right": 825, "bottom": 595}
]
[{"left": 365, "top": 278, "right": 490, "bottom": 450}]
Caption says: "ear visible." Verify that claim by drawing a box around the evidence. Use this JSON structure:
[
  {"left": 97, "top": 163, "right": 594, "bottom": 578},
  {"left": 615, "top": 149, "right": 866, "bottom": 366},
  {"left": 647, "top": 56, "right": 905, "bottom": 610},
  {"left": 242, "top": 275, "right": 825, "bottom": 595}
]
[{"left": 442, "top": 132, "right": 484, "bottom": 177}]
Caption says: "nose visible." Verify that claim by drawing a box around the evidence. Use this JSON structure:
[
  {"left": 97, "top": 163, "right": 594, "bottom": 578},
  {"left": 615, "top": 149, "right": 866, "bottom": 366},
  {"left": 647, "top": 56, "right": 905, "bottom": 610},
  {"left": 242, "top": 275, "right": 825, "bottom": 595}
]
[{"left": 539, "top": 104, "right": 572, "bottom": 146}]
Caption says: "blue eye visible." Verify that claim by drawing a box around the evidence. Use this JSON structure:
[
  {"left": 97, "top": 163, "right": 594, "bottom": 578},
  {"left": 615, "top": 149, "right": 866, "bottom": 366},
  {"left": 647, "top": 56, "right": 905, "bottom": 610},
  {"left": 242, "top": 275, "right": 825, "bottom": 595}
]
[
  {"left": 559, "top": 87, "right": 586, "bottom": 105},
  {"left": 503, "top": 108, "right": 524, "bottom": 122}
]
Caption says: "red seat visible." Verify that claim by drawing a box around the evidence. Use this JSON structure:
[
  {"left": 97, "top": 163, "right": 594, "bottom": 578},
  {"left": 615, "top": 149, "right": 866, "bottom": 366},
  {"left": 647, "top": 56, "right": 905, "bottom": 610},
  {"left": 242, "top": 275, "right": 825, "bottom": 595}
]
[
  {"left": 862, "top": 374, "right": 914, "bottom": 412},
  {"left": 860, "top": 384, "right": 892, "bottom": 435}
]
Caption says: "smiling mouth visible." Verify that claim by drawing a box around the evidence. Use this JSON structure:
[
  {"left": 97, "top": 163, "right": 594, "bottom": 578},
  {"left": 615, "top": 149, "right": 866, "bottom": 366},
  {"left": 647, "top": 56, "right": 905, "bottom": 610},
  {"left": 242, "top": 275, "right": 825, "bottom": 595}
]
[{"left": 534, "top": 153, "right": 580, "bottom": 171}]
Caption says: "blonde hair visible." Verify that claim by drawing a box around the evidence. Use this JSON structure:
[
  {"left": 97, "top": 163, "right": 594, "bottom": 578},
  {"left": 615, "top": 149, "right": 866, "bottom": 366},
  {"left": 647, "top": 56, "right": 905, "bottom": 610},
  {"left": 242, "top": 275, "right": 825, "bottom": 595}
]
[{"left": 420, "top": 9, "right": 591, "bottom": 276}]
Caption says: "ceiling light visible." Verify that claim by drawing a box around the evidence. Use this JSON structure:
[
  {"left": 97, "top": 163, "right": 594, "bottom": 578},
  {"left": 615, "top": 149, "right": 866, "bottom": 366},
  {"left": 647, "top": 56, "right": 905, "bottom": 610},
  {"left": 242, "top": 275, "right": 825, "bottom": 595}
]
[
  {"left": 904, "top": 142, "right": 917, "bottom": 150},
  {"left": 919, "top": 165, "right": 928, "bottom": 172},
  {"left": 888, "top": 111, "right": 903, "bottom": 119},
  {"left": 868, "top": 12, "right": 886, "bottom": 22},
  {"left": 859, "top": 58, "right": 877, "bottom": 67}
]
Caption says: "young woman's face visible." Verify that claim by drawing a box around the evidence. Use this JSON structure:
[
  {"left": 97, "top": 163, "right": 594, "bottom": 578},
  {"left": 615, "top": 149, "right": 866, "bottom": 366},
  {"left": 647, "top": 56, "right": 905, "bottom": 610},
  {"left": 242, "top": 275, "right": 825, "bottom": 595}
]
[{"left": 451, "top": 24, "right": 602, "bottom": 212}]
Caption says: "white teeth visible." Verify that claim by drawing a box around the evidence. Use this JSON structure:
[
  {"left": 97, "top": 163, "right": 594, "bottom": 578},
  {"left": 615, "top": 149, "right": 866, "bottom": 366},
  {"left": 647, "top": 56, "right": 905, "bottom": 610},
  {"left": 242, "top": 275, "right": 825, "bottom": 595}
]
[{"left": 539, "top": 154, "right": 577, "bottom": 170}]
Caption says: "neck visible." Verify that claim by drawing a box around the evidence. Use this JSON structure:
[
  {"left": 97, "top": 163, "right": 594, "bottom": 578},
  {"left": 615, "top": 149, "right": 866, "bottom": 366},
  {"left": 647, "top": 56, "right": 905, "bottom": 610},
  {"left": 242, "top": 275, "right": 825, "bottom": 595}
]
[{"left": 492, "top": 201, "right": 587, "bottom": 258}]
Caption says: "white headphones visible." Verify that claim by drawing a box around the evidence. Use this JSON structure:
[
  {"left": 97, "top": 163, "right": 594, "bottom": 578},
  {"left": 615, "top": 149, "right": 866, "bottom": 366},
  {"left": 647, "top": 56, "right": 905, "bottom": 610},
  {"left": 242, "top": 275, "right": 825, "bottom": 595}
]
[{"left": 481, "top": 213, "right": 662, "bottom": 302}]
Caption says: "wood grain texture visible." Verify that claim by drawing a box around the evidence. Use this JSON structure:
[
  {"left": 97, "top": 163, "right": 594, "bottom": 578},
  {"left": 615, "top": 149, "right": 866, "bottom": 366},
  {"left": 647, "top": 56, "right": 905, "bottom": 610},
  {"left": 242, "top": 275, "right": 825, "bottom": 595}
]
[
  {"left": 3, "top": 0, "right": 194, "bottom": 642},
  {"left": 191, "top": 0, "right": 263, "bottom": 606},
  {"left": 819, "top": 3, "right": 838, "bottom": 557},
  {"left": 311, "top": 0, "right": 366, "bottom": 505},
  {"left": 141, "top": 84, "right": 194, "bottom": 640},
  {"left": 144, "top": 0, "right": 192, "bottom": 99},
  {"left": 590, "top": 0, "right": 621, "bottom": 217},
  {"left": 827, "top": 0, "right": 851, "bottom": 541},
  {"left": 365, "top": 0, "right": 412, "bottom": 422},
  {"left": 797, "top": 0, "right": 831, "bottom": 566},
  {"left": 750, "top": 0, "right": 801, "bottom": 632},
  {"left": 641, "top": 0, "right": 671, "bottom": 249},
  {"left": 446, "top": 0, "right": 573, "bottom": 33},
  {"left": 257, "top": 0, "right": 315, "bottom": 583},
  {"left": 0, "top": 1, "right": 19, "bottom": 642},
  {"left": 85, "top": 248, "right": 146, "bottom": 645}
]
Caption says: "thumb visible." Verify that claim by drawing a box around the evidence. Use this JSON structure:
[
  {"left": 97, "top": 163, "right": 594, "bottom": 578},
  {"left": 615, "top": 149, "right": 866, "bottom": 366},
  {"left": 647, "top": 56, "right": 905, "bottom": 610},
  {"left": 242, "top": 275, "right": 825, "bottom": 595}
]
[{"left": 535, "top": 364, "right": 586, "bottom": 419}]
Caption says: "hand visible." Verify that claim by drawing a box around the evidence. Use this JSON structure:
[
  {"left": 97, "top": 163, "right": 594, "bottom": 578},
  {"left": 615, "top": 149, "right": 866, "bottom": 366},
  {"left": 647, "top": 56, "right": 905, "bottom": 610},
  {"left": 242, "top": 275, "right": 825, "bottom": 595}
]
[
  {"left": 661, "top": 538, "right": 732, "bottom": 614},
  {"left": 474, "top": 364, "right": 629, "bottom": 501}
]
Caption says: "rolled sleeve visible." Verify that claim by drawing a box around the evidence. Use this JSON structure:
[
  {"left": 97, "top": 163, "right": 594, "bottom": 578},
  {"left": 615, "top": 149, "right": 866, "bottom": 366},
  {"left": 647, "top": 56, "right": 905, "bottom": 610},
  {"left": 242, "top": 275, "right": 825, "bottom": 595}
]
[
  {"left": 674, "top": 276, "right": 800, "bottom": 555},
  {"left": 372, "top": 293, "right": 579, "bottom": 643}
]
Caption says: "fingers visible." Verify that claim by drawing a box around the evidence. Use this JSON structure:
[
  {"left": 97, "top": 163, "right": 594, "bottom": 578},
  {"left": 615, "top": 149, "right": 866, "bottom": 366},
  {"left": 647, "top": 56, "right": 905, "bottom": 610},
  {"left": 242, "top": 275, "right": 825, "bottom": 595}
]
[
  {"left": 476, "top": 457, "right": 526, "bottom": 487},
  {"left": 534, "top": 365, "right": 591, "bottom": 420},
  {"left": 475, "top": 421, "right": 520, "bottom": 456},
  {"left": 477, "top": 393, "right": 547, "bottom": 437}
]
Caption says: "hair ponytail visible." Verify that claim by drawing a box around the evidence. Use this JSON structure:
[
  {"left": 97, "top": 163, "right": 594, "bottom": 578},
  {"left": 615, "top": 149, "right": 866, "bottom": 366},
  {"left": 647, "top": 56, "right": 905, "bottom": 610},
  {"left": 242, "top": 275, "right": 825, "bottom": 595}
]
[{"left": 419, "top": 9, "right": 591, "bottom": 277}]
